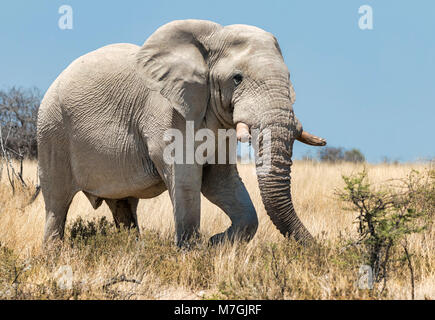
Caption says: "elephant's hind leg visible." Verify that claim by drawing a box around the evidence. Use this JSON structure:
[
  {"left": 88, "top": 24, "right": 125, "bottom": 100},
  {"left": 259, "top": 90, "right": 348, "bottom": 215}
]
[
  {"left": 41, "top": 163, "right": 77, "bottom": 243},
  {"left": 43, "top": 195, "right": 74, "bottom": 243},
  {"left": 105, "top": 198, "right": 139, "bottom": 231},
  {"left": 38, "top": 89, "right": 79, "bottom": 244}
]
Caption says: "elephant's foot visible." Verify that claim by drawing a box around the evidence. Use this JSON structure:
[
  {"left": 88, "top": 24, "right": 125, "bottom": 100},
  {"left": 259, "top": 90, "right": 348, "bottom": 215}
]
[
  {"left": 176, "top": 232, "right": 202, "bottom": 249},
  {"left": 209, "top": 225, "right": 257, "bottom": 245},
  {"left": 208, "top": 232, "right": 229, "bottom": 245},
  {"left": 208, "top": 231, "right": 243, "bottom": 246}
]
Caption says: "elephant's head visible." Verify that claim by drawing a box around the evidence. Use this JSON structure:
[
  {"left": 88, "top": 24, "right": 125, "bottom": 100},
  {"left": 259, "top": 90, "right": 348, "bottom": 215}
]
[{"left": 137, "top": 20, "right": 326, "bottom": 243}]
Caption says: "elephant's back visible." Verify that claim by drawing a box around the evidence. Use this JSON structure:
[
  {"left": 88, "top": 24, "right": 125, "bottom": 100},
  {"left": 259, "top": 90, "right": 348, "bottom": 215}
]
[
  {"left": 38, "top": 43, "right": 146, "bottom": 147},
  {"left": 57, "top": 43, "right": 141, "bottom": 101},
  {"left": 38, "top": 43, "right": 160, "bottom": 198},
  {"left": 53, "top": 43, "right": 147, "bottom": 137},
  {"left": 61, "top": 43, "right": 140, "bottom": 76},
  {"left": 39, "top": 43, "right": 141, "bottom": 120}
]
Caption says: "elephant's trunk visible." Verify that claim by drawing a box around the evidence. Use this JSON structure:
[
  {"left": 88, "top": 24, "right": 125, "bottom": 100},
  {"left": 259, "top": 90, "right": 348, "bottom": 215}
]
[{"left": 249, "top": 108, "right": 314, "bottom": 244}]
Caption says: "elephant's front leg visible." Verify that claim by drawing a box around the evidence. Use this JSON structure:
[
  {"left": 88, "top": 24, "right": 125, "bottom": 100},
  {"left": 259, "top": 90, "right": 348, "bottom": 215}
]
[
  {"left": 202, "top": 164, "right": 258, "bottom": 244},
  {"left": 168, "top": 163, "right": 203, "bottom": 247}
]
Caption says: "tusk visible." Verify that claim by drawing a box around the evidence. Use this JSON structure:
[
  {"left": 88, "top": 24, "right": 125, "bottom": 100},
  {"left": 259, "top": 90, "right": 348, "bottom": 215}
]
[
  {"left": 296, "top": 131, "right": 327, "bottom": 146},
  {"left": 236, "top": 122, "right": 251, "bottom": 142}
]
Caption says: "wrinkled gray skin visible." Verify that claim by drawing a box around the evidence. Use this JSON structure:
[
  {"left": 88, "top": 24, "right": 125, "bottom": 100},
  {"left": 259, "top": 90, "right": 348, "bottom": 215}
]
[{"left": 38, "top": 20, "right": 326, "bottom": 246}]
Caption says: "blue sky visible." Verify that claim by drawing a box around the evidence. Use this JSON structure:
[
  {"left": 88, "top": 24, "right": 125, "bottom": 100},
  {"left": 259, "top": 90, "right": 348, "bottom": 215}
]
[{"left": 0, "top": 0, "right": 434, "bottom": 162}]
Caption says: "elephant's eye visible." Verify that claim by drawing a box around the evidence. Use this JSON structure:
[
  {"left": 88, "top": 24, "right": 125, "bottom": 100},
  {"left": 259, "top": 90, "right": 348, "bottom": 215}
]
[{"left": 233, "top": 74, "right": 243, "bottom": 86}]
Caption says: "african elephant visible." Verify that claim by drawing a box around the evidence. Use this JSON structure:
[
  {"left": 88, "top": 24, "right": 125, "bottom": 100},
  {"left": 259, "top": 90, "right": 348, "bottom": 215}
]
[{"left": 37, "top": 19, "right": 326, "bottom": 246}]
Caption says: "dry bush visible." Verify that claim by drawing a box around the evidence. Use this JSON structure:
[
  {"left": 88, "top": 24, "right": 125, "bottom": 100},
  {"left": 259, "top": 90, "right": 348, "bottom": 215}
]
[
  {"left": 0, "top": 161, "right": 433, "bottom": 300},
  {"left": 0, "top": 87, "right": 40, "bottom": 159}
]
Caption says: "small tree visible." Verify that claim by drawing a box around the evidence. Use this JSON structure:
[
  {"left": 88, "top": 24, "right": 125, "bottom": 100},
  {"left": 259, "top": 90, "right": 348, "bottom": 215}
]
[
  {"left": 344, "top": 149, "right": 365, "bottom": 163},
  {"left": 337, "top": 169, "right": 433, "bottom": 297},
  {"left": 319, "top": 147, "right": 344, "bottom": 163},
  {"left": 318, "top": 147, "right": 365, "bottom": 163},
  {"left": 0, "top": 87, "right": 41, "bottom": 159},
  {"left": 0, "top": 87, "right": 41, "bottom": 193}
]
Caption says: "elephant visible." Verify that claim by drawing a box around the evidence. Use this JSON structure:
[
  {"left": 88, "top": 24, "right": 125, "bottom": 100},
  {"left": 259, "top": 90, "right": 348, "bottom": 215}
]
[{"left": 37, "top": 19, "right": 326, "bottom": 247}]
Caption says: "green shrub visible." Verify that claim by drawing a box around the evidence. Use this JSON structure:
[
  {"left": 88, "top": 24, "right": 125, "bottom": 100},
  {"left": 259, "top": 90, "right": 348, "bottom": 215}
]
[{"left": 337, "top": 168, "right": 433, "bottom": 295}]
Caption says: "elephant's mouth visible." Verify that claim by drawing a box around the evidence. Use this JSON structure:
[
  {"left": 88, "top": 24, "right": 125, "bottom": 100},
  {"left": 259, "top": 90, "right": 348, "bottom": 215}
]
[{"left": 236, "top": 121, "right": 326, "bottom": 146}]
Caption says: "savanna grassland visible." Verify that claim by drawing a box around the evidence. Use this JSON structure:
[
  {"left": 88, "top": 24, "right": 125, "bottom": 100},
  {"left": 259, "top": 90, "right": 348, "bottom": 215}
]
[{"left": 0, "top": 160, "right": 433, "bottom": 300}]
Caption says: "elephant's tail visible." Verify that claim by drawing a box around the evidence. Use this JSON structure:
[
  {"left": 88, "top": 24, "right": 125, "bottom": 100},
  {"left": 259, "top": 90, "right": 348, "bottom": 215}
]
[{"left": 28, "top": 185, "right": 41, "bottom": 205}]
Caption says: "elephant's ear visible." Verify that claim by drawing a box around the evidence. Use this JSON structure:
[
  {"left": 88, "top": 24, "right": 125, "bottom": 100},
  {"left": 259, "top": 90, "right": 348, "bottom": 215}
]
[{"left": 137, "top": 20, "right": 220, "bottom": 121}]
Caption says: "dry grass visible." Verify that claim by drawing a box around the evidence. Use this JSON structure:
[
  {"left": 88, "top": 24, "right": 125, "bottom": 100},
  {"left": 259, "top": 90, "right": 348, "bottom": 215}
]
[{"left": 0, "top": 160, "right": 433, "bottom": 300}]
